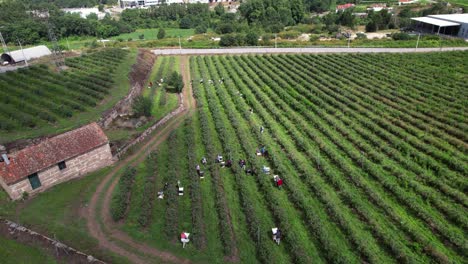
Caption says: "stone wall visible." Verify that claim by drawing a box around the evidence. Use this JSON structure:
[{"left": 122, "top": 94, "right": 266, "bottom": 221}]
[
  {"left": 115, "top": 93, "right": 185, "bottom": 159},
  {"left": 98, "top": 50, "right": 156, "bottom": 128},
  {"left": 7, "top": 144, "right": 113, "bottom": 200}
]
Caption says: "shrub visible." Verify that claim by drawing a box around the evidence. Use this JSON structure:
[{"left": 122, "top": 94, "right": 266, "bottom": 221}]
[
  {"left": 245, "top": 31, "right": 259, "bottom": 46},
  {"left": 157, "top": 28, "right": 165, "bottom": 39},
  {"left": 278, "top": 30, "right": 301, "bottom": 39},
  {"left": 180, "top": 17, "right": 192, "bottom": 29},
  {"left": 132, "top": 95, "right": 153, "bottom": 117},
  {"left": 356, "top": 32, "right": 367, "bottom": 39},
  {"left": 195, "top": 24, "right": 208, "bottom": 34},
  {"left": 391, "top": 32, "right": 413, "bottom": 40},
  {"left": 111, "top": 166, "right": 136, "bottom": 221},
  {"left": 167, "top": 71, "right": 184, "bottom": 93}
]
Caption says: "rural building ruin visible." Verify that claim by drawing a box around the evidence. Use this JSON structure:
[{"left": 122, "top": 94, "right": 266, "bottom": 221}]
[{"left": 0, "top": 123, "right": 113, "bottom": 200}]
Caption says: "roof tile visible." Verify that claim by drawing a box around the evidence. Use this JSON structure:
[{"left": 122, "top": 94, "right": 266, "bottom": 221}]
[{"left": 0, "top": 123, "right": 108, "bottom": 185}]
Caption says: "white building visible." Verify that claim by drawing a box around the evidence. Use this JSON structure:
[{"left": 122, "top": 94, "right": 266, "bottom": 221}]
[
  {"left": 1, "top": 45, "right": 51, "bottom": 65},
  {"left": 412, "top": 13, "right": 468, "bottom": 39},
  {"left": 120, "top": 0, "right": 209, "bottom": 8},
  {"left": 62, "top": 8, "right": 107, "bottom": 19}
]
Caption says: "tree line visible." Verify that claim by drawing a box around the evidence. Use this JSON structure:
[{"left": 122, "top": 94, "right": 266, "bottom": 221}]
[{"left": 0, "top": 0, "right": 131, "bottom": 45}]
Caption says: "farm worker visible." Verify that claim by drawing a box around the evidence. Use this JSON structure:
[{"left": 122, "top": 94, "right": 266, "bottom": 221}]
[
  {"left": 181, "top": 232, "right": 190, "bottom": 248},
  {"left": 277, "top": 178, "right": 283, "bottom": 188},
  {"left": 260, "top": 126, "right": 264, "bottom": 133},
  {"left": 150, "top": 81, "right": 153, "bottom": 87},
  {"left": 196, "top": 164, "right": 200, "bottom": 171},
  {"left": 201, "top": 157, "right": 207, "bottom": 165},
  {"left": 275, "top": 229, "right": 281, "bottom": 245},
  {"left": 226, "top": 159, "right": 232, "bottom": 168}
]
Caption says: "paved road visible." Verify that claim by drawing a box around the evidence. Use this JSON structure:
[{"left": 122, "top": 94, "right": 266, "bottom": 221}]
[{"left": 153, "top": 47, "right": 468, "bottom": 55}]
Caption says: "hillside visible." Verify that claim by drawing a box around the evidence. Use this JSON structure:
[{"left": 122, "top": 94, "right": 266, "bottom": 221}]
[{"left": 0, "top": 48, "right": 136, "bottom": 144}]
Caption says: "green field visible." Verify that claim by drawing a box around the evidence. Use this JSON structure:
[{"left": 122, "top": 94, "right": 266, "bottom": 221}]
[
  {"left": 0, "top": 236, "right": 56, "bottom": 264},
  {"left": 107, "top": 51, "right": 467, "bottom": 263},
  {"left": 448, "top": 0, "right": 468, "bottom": 8},
  {"left": 106, "top": 55, "right": 180, "bottom": 143},
  {"left": 2, "top": 51, "right": 467, "bottom": 263},
  {"left": 0, "top": 168, "right": 129, "bottom": 264},
  {"left": 0, "top": 48, "right": 137, "bottom": 144}
]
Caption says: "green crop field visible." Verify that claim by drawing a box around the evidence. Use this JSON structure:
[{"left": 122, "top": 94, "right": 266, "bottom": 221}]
[
  {"left": 0, "top": 48, "right": 136, "bottom": 143},
  {"left": 107, "top": 51, "right": 467, "bottom": 263},
  {"left": 0, "top": 236, "right": 56, "bottom": 264},
  {"left": 1, "top": 51, "right": 466, "bottom": 263}
]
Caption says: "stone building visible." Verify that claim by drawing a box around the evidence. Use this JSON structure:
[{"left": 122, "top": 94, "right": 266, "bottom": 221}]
[{"left": 0, "top": 123, "right": 114, "bottom": 200}]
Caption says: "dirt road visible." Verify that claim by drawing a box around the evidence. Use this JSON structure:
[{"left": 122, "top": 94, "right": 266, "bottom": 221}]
[
  {"left": 86, "top": 56, "right": 195, "bottom": 264},
  {"left": 153, "top": 47, "right": 468, "bottom": 56}
]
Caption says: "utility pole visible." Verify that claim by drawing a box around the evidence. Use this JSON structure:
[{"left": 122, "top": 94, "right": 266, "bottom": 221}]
[
  {"left": 415, "top": 33, "right": 420, "bottom": 50},
  {"left": 0, "top": 31, "right": 9, "bottom": 55},
  {"left": 66, "top": 38, "right": 71, "bottom": 50},
  {"left": 274, "top": 33, "right": 277, "bottom": 48},
  {"left": 17, "top": 38, "right": 28, "bottom": 66},
  {"left": 439, "top": 35, "right": 443, "bottom": 51},
  {"left": 45, "top": 16, "right": 65, "bottom": 69},
  {"left": 179, "top": 36, "right": 182, "bottom": 50}
]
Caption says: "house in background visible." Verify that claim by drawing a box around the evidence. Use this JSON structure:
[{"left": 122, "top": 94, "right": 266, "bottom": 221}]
[
  {"left": 0, "top": 123, "right": 114, "bottom": 200},
  {"left": 412, "top": 13, "right": 468, "bottom": 39},
  {"left": 336, "top": 3, "right": 355, "bottom": 13},
  {"left": 367, "top": 4, "right": 393, "bottom": 12}
]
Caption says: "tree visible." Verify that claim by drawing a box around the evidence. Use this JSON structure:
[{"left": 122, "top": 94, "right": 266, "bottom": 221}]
[
  {"left": 168, "top": 71, "right": 184, "bottom": 93},
  {"left": 215, "top": 3, "right": 225, "bottom": 16},
  {"left": 180, "top": 17, "right": 192, "bottom": 29},
  {"left": 220, "top": 34, "right": 237, "bottom": 46},
  {"left": 245, "top": 31, "right": 259, "bottom": 46},
  {"left": 157, "top": 27, "right": 165, "bottom": 39},
  {"left": 290, "top": 0, "right": 304, "bottom": 24},
  {"left": 195, "top": 24, "right": 207, "bottom": 34},
  {"left": 132, "top": 95, "right": 152, "bottom": 117}
]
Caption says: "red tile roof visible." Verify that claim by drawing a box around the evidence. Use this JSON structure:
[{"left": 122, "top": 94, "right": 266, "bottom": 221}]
[
  {"left": 337, "top": 3, "right": 355, "bottom": 10},
  {"left": 0, "top": 123, "right": 109, "bottom": 185}
]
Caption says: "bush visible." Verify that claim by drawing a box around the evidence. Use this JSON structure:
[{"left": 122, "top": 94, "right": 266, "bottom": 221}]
[
  {"left": 195, "top": 24, "right": 208, "bottom": 34},
  {"left": 157, "top": 28, "right": 165, "bottom": 39},
  {"left": 391, "top": 32, "right": 413, "bottom": 40},
  {"left": 132, "top": 95, "right": 153, "bottom": 117},
  {"left": 356, "top": 32, "right": 367, "bottom": 39},
  {"left": 167, "top": 71, "right": 184, "bottom": 93},
  {"left": 138, "top": 34, "right": 145, "bottom": 40},
  {"left": 111, "top": 166, "right": 136, "bottom": 221},
  {"left": 245, "top": 31, "right": 259, "bottom": 46},
  {"left": 180, "top": 17, "right": 192, "bottom": 29},
  {"left": 220, "top": 34, "right": 245, "bottom": 46},
  {"left": 278, "top": 30, "right": 301, "bottom": 39}
]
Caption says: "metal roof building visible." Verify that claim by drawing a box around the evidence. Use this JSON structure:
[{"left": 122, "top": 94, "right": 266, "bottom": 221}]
[
  {"left": 412, "top": 13, "right": 468, "bottom": 39},
  {"left": 0, "top": 45, "right": 52, "bottom": 64}
]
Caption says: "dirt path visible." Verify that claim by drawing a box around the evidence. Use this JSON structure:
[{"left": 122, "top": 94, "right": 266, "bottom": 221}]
[{"left": 86, "top": 55, "right": 196, "bottom": 264}]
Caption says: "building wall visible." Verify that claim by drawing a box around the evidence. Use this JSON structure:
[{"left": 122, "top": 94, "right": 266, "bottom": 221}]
[
  {"left": 6, "top": 144, "right": 113, "bottom": 200},
  {"left": 458, "top": 23, "right": 468, "bottom": 39}
]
